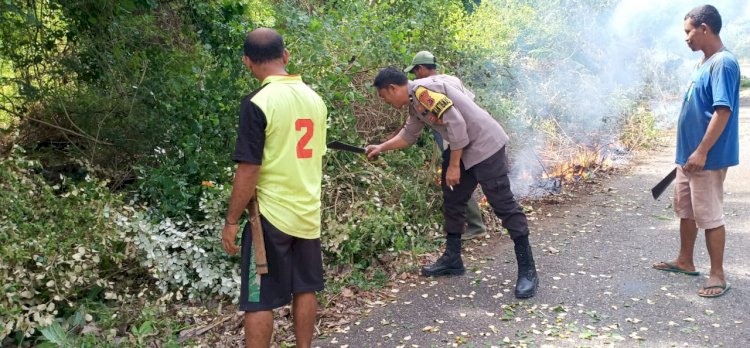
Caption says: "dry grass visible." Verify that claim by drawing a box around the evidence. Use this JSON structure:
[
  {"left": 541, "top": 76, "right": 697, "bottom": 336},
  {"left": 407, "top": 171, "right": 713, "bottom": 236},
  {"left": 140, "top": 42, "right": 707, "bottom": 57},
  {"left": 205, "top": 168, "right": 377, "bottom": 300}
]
[{"left": 349, "top": 71, "right": 408, "bottom": 143}]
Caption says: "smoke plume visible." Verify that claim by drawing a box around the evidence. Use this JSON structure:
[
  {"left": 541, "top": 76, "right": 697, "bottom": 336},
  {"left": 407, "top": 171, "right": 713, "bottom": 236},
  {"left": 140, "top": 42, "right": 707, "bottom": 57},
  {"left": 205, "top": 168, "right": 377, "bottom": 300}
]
[{"left": 507, "top": 0, "right": 750, "bottom": 197}]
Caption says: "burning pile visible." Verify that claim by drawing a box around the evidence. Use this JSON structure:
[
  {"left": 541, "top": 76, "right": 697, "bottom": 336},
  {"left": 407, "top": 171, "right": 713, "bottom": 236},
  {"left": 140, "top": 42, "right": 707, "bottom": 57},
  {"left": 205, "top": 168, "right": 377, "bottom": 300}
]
[
  {"left": 511, "top": 142, "right": 628, "bottom": 199},
  {"left": 431, "top": 141, "right": 627, "bottom": 200},
  {"left": 542, "top": 147, "right": 615, "bottom": 182}
]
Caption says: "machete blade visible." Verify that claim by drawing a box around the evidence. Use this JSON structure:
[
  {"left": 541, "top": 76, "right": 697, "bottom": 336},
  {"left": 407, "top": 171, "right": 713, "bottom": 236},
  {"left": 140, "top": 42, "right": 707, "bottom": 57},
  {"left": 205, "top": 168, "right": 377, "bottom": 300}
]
[
  {"left": 651, "top": 168, "right": 677, "bottom": 200},
  {"left": 327, "top": 140, "right": 366, "bottom": 154}
]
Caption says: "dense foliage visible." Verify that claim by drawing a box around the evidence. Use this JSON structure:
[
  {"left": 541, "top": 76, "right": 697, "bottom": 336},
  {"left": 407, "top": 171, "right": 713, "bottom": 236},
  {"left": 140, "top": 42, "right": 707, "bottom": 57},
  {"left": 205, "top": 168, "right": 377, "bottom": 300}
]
[
  {"left": 0, "top": 0, "right": 685, "bottom": 344},
  {"left": 0, "top": 147, "right": 135, "bottom": 341}
]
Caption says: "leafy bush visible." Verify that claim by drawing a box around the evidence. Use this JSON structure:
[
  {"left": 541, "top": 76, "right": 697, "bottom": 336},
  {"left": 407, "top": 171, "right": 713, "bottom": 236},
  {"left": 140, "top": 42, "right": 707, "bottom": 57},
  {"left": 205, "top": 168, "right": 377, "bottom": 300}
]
[
  {"left": 121, "top": 151, "right": 444, "bottom": 300},
  {"left": 0, "top": 3, "right": 690, "bottom": 347},
  {"left": 0, "top": 147, "right": 135, "bottom": 341},
  {"left": 321, "top": 149, "right": 444, "bottom": 265},
  {"left": 0, "top": 0, "right": 251, "bottom": 193},
  {"left": 119, "top": 178, "right": 241, "bottom": 300},
  {"left": 2, "top": 0, "right": 667, "bottom": 305}
]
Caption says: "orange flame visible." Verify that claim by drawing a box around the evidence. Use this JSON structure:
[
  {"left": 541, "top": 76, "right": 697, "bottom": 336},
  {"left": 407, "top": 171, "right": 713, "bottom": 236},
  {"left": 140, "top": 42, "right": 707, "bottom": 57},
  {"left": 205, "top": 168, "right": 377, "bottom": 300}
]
[{"left": 542, "top": 148, "right": 612, "bottom": 182}]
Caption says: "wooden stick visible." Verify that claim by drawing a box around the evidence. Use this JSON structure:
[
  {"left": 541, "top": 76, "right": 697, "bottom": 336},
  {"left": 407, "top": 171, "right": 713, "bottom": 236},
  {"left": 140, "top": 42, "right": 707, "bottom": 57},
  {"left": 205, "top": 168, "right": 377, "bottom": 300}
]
[
  {"left": 177, "top": 313, "right": 234, "bottom": 343},
  {"left": 247, "top": 195, "right": 268, "bottom": 275}
]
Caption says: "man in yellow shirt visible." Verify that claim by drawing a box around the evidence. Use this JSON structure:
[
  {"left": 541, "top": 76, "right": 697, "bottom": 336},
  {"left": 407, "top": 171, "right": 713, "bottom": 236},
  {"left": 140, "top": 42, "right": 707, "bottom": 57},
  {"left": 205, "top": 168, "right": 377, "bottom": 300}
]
[{"left": 221, "top": 28, "right": 327, "bottom": 347}]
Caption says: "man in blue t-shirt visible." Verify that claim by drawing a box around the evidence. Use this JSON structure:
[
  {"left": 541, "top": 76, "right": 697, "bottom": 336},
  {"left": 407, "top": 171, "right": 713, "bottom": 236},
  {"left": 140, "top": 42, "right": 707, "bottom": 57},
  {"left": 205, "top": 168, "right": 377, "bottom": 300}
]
[{"left": 652, "top": 5, "right": 740, "bottom": 298}]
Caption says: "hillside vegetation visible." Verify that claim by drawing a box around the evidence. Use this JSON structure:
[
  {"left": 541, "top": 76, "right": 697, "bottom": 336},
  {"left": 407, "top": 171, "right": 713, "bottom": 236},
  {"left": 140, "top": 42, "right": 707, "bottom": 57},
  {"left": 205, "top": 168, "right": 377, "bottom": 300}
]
[{"left": 0, "top": 0, "right": 673, "bottom": 346}]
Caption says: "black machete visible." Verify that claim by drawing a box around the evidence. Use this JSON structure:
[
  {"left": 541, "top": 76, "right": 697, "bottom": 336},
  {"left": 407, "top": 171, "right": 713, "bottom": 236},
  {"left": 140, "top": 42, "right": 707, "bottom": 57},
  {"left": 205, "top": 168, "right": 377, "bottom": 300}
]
[
  {"left": 327, "top": 140, "right": 366, "bottom": 154},
  {"left": 651, "top": 98, "right": 688, "bottom": 200},
  {"left": 651, "top": 168, "right": 677, "bottom": 200}
]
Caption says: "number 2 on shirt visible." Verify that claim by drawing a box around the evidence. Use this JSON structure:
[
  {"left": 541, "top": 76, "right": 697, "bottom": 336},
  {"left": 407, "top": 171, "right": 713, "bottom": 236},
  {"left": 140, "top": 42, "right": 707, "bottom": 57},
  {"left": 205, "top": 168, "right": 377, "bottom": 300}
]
[{"left": 295, "top": 118, "right": 313, "bottom": 159}]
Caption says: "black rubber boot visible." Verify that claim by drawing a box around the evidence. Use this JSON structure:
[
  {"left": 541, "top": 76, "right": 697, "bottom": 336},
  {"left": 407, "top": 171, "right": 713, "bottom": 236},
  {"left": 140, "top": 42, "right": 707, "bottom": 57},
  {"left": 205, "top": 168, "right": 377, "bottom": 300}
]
[
  {"left": 421, "top": 235, "right": 465, "bottom": 276},
  {"left": 513, "top": 236, "right": 539, "bottom": 298}
]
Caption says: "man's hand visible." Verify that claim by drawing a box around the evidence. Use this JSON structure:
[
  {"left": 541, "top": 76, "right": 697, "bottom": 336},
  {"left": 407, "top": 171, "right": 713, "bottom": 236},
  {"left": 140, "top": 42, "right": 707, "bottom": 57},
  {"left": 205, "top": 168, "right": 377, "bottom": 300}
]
[
  {"left": 365, "top": 144, "right": 384, "bottom": 160},
  {"left": 222, "top": 163, "right": 259, "bottom": 255},
  {"left": 445, "top": 164, "right": 461, "bottom": 187},
  {"left": 684, "top": 150, "right": 707, "bottom": 173},
  {"left": 222, "top": 222, "right": 241, "bottom": 255}
]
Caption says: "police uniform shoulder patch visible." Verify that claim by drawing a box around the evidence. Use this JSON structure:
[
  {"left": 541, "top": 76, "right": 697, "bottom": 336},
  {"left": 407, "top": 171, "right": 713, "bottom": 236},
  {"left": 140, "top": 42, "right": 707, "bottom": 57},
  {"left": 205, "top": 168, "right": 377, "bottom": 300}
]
[{"left": 414, "top": 86, "right": 453, "bottom": 119}]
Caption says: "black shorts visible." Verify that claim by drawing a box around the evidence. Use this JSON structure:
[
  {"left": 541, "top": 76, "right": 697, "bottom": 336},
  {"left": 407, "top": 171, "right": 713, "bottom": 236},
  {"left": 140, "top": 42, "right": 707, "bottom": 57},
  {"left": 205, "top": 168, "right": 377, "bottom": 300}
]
[{"left": 239, "top": 216, "right": 324, "bottom": 312}]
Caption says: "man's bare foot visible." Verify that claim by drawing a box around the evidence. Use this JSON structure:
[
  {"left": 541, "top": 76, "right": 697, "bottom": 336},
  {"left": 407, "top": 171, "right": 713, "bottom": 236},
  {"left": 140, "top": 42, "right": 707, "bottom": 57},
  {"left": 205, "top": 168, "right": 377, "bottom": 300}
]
[
  {"left": 652, "top": 261, "right": 699, "bottom": 275},
  {"left": 698, "top": 276, "right": 730, "bottom": 297}
]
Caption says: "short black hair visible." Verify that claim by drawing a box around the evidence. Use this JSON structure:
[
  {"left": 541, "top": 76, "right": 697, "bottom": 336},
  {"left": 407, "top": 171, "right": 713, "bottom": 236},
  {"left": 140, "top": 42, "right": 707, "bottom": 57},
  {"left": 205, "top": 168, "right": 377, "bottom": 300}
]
[
  {"left": 243, "top": 28, "right": 285, "bottom": 63},
  {"left": 373, "top": 67, "right": 408, "bottom": 89},
  {"left": 685, "top": 5, "right": 722, "bottom": 34}
]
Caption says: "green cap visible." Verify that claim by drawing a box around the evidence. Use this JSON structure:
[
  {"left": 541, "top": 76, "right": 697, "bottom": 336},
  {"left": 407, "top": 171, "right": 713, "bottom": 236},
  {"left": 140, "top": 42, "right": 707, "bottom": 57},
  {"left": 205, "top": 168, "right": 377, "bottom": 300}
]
[{"left": 404, "top": 51, "right": 437, "bottom": 73}]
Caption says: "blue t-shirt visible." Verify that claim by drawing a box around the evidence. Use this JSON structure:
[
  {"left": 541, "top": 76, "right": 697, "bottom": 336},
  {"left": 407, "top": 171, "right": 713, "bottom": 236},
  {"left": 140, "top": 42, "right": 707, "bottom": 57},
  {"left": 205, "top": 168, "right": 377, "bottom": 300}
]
[{"left": 676, "top": 49, "right": 740, "bottom": 170}]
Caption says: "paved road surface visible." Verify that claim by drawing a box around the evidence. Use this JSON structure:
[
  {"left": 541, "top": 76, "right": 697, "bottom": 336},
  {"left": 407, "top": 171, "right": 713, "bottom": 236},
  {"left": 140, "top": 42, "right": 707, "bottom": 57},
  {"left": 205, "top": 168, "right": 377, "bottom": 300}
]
[{"left": 313, "top": 96, "right": 750, "bottom": 347}]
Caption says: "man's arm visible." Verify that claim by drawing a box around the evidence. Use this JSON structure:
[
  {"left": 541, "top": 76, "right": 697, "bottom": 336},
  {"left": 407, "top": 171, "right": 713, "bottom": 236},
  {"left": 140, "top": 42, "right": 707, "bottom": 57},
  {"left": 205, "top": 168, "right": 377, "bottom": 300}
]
[
  {"left": 684, "top": 107, "right": 731, "bottom": 172},
  {"left": 365, "top": 134, "right": 411, "bottom": 160},
  {"left": 222, "top": 163, "right": 261, "bottom": 255},
  {"left": 445, "top": 148, "right": 463, "bottom": 186},
  {"left": 226, "top": 163, "right": 260, "bottom": 223},
  {"left": 418, "top": 82, "right": 470, "bottom": 185},
  {"left": 439, "top": 84, "right": 470, "bottom": 149},
  {"left": 366, "top": 110, "right": 425, "bottom": 159},
  {"left": 224, "top": 95, "right": 266, "bottom": 254}
]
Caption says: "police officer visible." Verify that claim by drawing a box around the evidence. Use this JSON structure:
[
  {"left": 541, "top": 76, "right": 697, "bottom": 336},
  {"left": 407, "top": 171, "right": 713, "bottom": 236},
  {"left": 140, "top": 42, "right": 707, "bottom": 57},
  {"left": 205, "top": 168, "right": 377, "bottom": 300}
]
[{"left": 366, "top": 67, "right": 539, "bottom": 299}]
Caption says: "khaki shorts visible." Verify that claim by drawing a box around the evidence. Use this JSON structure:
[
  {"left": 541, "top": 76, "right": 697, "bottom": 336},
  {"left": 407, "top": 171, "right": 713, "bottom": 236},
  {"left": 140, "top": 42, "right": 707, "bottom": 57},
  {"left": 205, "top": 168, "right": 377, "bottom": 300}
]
[{"left": 673, "top": 165, "right": 728, "bottom": 229}]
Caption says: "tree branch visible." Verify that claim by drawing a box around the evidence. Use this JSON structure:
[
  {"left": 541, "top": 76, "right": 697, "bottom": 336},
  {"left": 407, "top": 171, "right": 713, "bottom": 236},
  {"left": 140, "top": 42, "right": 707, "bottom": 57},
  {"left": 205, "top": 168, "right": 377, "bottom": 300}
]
[{"left": 0, "top": 104, "right": 114, "bottom": 146}]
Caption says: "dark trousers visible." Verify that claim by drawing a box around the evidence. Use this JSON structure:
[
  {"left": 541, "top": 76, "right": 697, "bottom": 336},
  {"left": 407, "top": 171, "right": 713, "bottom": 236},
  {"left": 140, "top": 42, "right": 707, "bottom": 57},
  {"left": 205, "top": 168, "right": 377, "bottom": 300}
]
[{"left": 441, "top": 146, "right": 529, "bottom": 240}]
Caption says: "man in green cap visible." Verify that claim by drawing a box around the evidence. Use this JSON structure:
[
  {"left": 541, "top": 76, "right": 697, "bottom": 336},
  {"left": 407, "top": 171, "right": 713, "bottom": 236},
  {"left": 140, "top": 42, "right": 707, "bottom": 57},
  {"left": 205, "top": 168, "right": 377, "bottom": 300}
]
[{"left": 405, "top": 51, "right": 488, "bottom": 241}]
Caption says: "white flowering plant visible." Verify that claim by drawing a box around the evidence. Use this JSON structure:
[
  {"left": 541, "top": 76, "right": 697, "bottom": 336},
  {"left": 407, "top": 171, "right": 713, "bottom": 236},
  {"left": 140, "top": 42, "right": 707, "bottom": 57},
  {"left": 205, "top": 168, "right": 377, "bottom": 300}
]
[{"left": 118, "top": 179, "right": 241, "bottom": 300}]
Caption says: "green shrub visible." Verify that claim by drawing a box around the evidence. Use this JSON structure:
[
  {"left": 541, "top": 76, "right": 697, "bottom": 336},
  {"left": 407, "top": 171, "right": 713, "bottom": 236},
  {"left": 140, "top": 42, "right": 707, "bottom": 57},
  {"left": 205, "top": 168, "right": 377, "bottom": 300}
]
[
  {"left": 620, "top": 105, "right": 659, "bottom": 150},
  {"left": 1, "top": 0, "right": 650, "bottom": 305},
  {"left": 0, "top": 147, "right": 136, "bottom": 341},
  {"left": 741, "top": 75, "right": 750, "bottom": 89},
  {"left": 119, "top": 178, "right": 241, "bottom": 300},
  {"left": 321, "top": 151, "right": 443, "bottom": 265}
]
